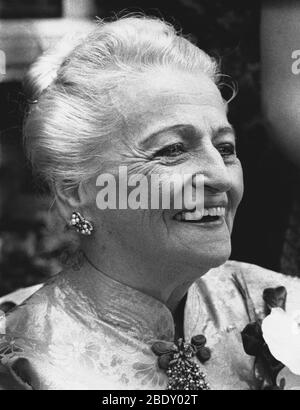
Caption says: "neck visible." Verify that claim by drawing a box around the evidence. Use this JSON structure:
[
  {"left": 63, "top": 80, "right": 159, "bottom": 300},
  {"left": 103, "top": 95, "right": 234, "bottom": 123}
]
[{"left": 82, "top": 241, "right": 208, "bottom": 314}]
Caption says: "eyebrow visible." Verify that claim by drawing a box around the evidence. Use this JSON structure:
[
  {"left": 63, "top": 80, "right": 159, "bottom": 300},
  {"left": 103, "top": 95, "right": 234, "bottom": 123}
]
[
  {"left": 140, "top": 123, "right": 236, "bottom": 148},
  {"left": 214, "top": 125, "right": 236, "bottom": 141}
]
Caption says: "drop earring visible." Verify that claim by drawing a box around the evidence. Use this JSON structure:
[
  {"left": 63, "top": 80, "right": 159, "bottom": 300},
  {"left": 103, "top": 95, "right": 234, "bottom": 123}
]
[{"left": 70, "top": 211, "right": 94, "bottom": 235}]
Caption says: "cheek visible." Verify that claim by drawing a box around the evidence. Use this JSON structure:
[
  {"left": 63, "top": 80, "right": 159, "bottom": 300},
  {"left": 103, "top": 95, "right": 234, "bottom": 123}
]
[{"left": 94, "top": 208, "right": 160, "bottom": 240}]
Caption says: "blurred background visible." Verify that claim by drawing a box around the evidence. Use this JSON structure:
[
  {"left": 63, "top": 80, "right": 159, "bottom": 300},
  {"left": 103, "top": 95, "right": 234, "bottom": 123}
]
[{"left": 0, "top": 0, "right": 300, "bottom": 297}]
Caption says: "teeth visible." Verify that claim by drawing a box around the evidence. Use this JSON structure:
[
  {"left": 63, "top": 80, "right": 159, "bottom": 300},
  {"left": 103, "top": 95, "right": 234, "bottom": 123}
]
[
  {"left": 176, "top": 207, "right": 226, "bottom": 222},
  {"left": 182, "top": 210, "right": 203, "bottom": 221},
  {"left": 183, "top": 212, "right": 194, "bottom": 221}
]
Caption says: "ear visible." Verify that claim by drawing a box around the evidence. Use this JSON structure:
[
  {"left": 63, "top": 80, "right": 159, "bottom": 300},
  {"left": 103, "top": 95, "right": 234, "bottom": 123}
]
[{"left": 54, "top": 181, "right": 90, "bottom": 223}]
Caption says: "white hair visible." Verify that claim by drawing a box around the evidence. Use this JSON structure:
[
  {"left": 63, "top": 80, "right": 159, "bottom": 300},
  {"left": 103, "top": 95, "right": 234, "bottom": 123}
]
[{"left": 24, "top": 16, "right": 220, "bottom": 194}]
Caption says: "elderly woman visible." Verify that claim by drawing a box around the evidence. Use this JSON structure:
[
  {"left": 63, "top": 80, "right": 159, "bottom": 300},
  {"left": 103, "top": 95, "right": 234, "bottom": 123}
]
[{"left": 0, "top": 16, "right": 300, "bottom": 390}]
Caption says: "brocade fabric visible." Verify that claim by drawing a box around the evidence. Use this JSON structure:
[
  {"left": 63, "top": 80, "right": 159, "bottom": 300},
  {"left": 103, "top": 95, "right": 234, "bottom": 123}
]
[{"left": 1, "top": 260, "right": 300, "bottom": 390}]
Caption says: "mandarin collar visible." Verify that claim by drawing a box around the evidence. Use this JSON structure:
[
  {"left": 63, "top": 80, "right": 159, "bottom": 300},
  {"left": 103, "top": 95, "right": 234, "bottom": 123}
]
[{"left": 67, "top": 260, "right": 176, "bottom": 343}]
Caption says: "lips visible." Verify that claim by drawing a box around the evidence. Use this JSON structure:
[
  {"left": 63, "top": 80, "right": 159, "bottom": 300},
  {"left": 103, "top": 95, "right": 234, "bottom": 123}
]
[{"left": 173, "top": 206, "right": 226, "bottom": 223}]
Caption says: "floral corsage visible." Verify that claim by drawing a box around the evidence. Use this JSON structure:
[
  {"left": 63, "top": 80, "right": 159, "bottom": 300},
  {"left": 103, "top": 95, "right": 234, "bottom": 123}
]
[{"left": 238, "top": 282, "right": 300, "bottom": 390}]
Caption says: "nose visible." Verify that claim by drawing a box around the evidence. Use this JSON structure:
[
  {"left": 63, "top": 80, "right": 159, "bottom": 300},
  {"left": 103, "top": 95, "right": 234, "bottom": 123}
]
[{"left": 193, "top": 143, "right": 232, "bottom": 194}]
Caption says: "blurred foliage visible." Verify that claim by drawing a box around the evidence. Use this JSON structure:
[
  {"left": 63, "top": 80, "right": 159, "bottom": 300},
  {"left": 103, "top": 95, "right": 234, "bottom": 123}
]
[
  {"left": 0, "top": 83, "right": 68, "bottom": 296},
  {"left": 0, "top": 0, "right": 297, "bottom": 295},
  {"left": 0, "top": 161, "right": 66, "bottom": 296}
]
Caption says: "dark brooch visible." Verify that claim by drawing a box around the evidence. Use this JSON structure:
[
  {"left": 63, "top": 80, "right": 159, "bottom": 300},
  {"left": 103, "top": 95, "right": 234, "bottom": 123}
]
[
  {"left": 241, "top": 286, "right": 287, "bottom": 390},
  {"left": 151, "top": 335, "right": 211, "bottom": 390}
]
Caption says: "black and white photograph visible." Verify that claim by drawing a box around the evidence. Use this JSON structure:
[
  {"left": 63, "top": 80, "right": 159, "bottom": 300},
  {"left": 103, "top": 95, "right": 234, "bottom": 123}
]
[{"left": 0, "top": 0, "right": 300, "bottom": 392}]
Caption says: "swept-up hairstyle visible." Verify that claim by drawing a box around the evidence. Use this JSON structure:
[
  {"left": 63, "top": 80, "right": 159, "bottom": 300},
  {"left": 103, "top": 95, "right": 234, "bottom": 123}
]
[{"left": 24, "top": 16, "right": 219, "bottom": 194}]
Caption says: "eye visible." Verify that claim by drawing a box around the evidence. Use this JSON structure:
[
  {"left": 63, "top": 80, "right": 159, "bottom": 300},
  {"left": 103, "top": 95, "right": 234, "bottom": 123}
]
[
  {"left": 154, "top": 142, "right": 186, "bottom": 158},
  {"left": 217, "top": 143, "right": 236, "bottom": 157}
]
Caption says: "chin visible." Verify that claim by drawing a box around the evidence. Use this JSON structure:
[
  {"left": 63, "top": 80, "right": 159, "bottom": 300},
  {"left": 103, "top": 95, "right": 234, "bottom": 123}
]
[
  {"left": 192, "top": 241, "right": 232, "bottom": 271},
  {"left": 204, "top": 252, "right": 230, "bottom": 269}
]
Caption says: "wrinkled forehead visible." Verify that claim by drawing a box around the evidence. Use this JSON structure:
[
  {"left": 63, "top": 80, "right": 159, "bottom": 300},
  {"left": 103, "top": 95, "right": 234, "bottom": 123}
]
[{"left": 111, "top": 69, "right": 227, "bottom": 141}]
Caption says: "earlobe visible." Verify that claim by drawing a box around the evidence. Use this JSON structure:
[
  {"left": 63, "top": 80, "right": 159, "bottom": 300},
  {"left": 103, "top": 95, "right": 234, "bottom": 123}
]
[{"left": 53, "top": 181, "right": 94, "bottom": 235}]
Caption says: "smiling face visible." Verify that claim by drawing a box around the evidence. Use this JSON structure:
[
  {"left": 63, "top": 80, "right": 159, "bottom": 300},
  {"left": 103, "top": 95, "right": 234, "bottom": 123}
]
[{"left": 88, "top": 67, "right": 244, "bottom": 273}]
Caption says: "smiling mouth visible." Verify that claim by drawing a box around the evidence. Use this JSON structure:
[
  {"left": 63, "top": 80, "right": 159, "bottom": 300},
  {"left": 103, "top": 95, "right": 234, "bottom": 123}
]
[{"left": 173, "top": 207, "right": 226, "bottom": 223}]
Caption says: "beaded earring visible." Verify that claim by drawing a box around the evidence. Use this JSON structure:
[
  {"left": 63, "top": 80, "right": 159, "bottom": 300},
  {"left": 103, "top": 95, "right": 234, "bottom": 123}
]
[{"left": 70, "top": 211, "right": 94, "bottom": 235}]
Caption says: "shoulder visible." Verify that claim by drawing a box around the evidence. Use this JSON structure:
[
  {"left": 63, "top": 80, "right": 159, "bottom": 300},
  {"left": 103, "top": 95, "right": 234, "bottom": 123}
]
[
  {"left": 210, "top": 260, "right": 300, "bottom": 315},
  {"left": 0, "top": 271, "right": 87, "bottom": 389},
  {"left": 192, "top": 260, "right": 300, "bottom": 332},
  {"left": 0, "top": 270, "right": 69, "bottom": 310},
  {"left": 2, "top": 271, "right": 74, "bottom": 339}
]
